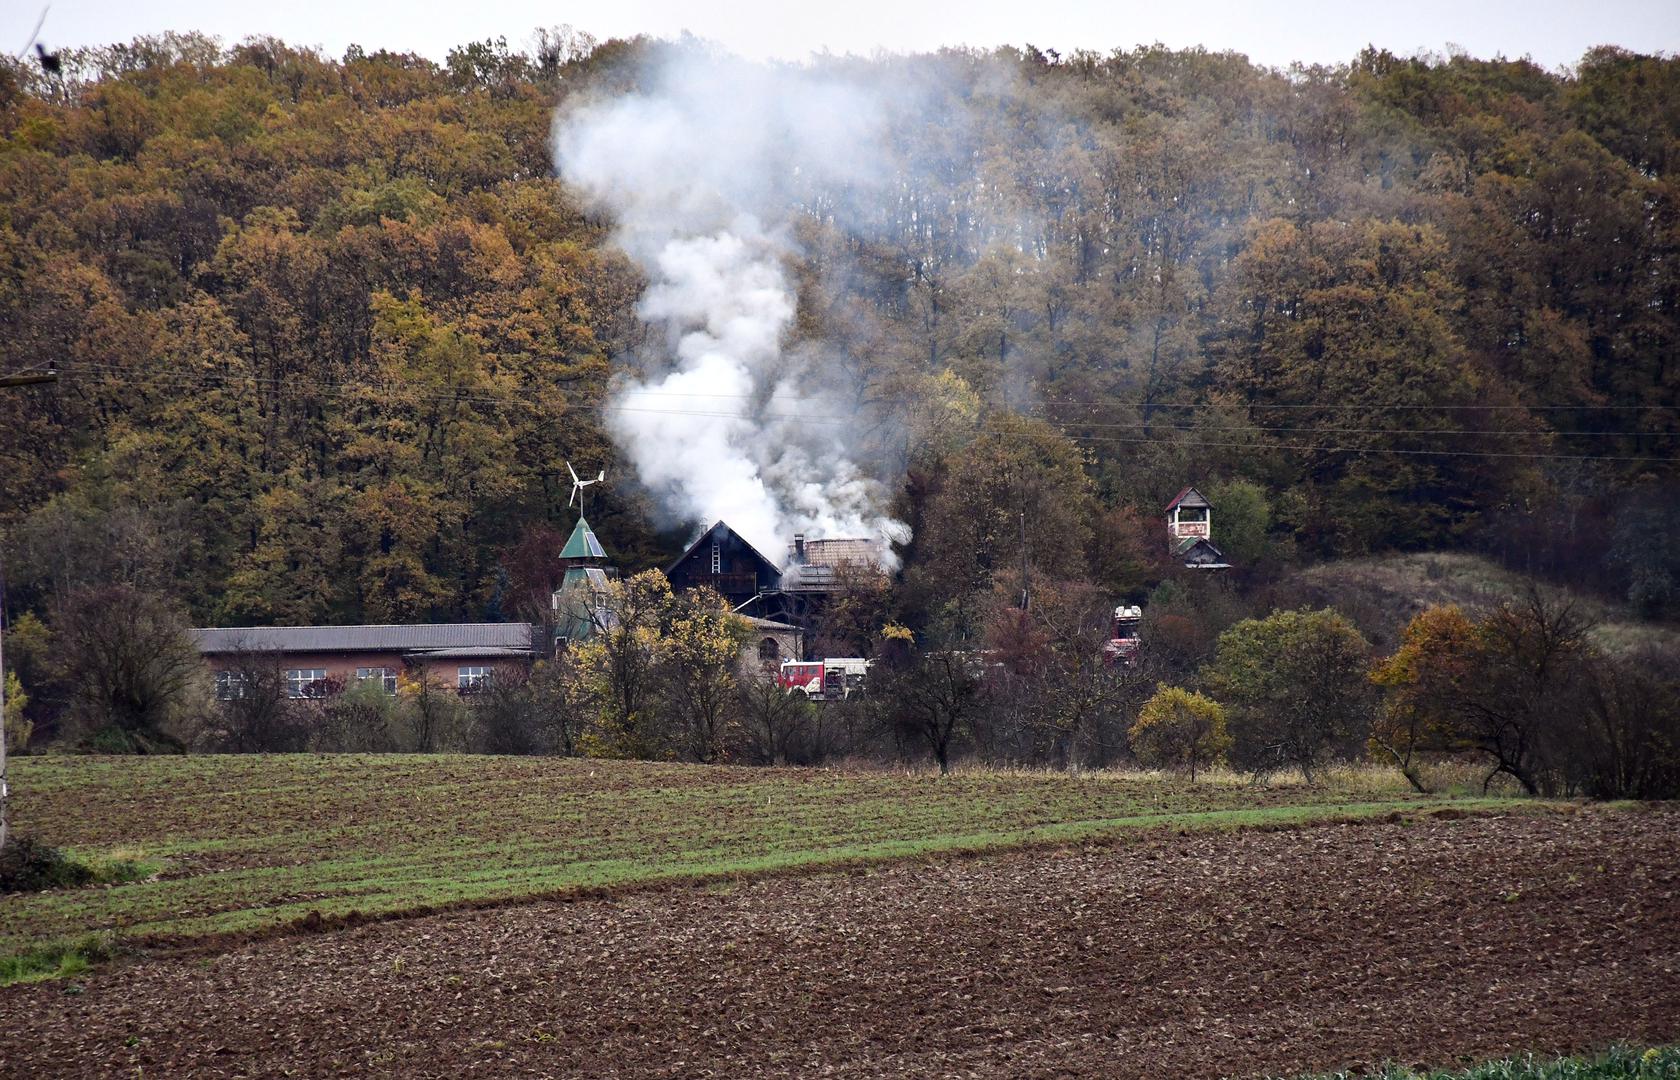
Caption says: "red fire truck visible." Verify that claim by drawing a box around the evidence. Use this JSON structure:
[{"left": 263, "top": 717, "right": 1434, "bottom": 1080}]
[
  {"left": 778, "top": 658, "right": 872, "bottom": 700},
  {"left": 1101, "top": 605, "right": 1143, "bottom": 666}
]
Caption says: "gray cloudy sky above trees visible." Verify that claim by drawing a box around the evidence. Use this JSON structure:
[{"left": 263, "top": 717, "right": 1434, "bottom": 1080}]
[{"left": 7, "top": 0, "right": 1677, "bottom": 71}]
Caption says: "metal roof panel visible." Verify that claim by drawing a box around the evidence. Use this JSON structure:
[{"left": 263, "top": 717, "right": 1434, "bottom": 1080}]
[
  {"left": 189, "top": 623, "right": 535, "bottom": 655},
  {"left": 560, "top": 516, "right": 608, "bottom": 559}
]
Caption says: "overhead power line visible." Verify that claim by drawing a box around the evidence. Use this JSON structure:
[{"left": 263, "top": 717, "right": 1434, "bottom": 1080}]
[
  {"left": 50, "top": 363, "right": 1680, "bottom": 415},
  {"left": 1032, "top": 398, "right": 1678, "bottom": 412},
  {"left": 23, "top": 363, "right": 1680, "bottom": 465}
]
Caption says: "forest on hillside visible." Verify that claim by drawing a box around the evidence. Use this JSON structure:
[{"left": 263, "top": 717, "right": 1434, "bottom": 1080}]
[{"left": 2, "top": 31, "right": 1678, "bottom": 638}]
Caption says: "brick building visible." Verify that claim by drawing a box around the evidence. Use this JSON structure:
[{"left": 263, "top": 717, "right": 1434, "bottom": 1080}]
[{"left": 191, "top": 623, "right": 536, "bottom": 699}]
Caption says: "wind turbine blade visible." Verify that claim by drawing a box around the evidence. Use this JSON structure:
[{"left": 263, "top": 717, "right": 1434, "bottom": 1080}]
[
  {"left": 595, "top": 470, "right": 605, "bottom": 483},
  {"left": 568, "top": 485, "right": 577, "bottom": 507}
]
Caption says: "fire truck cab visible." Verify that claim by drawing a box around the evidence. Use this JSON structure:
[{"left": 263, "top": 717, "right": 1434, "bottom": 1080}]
[
  {"left": 778, "top": 661, "right": 823, "bottom": 697},
  {"left": 778, "top": 657, "right": 872, "bottom": 700}
]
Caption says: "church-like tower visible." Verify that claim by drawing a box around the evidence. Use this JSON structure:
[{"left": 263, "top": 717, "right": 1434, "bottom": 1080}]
[{"left": 552, "top": 515, "right": 616, "bottom": 646}]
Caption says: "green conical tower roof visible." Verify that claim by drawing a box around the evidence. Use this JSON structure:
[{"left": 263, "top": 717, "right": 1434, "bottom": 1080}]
[
  {"left": 560, "top": 515, "right": 607, "bottom": 560},
  {"left": 554, "top": 515, "right": 615, "bottom": 645}
]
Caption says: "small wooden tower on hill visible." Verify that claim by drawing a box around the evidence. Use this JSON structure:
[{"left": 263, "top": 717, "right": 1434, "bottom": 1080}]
[
  {"left": 1166, "top": 486, "right": 1212, "bottom": 540},
  {"left": 1165, "top": 486, "right": 1230, "bottom": 570}
]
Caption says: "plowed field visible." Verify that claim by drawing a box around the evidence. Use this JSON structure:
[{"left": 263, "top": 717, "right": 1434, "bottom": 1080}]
[
  {"left": 3, "top": 754, "right": 1492, "bottom": 955},
  {"left": 3, "top": 806, "right": 1674, "bottom": 1078}
]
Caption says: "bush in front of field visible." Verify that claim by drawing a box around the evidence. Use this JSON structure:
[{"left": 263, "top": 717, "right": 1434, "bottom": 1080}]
[
  {"left": 1202, "top": 608, "right": 1377, "bottom": 782},
  {"left": 1, "top": 835, "right": 158, "bottom": 895},
  {"left": 0, "top": 836, "right": 94, "bottom": 893},
  {"left": 1129, "top": 686, "right": 1229, "bottom": 780},
  {"left": 54, "top": 585, "right": 205, "bottom": 753}
]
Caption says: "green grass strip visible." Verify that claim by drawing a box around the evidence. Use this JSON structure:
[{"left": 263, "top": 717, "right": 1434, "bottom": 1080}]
[
  {"left": 0, "top": 932, "right": 119, "bottom": 986},
  {"left": 1, "top": 754, "right": 1552, "bottom": 983},
  {"left": 1288, "top": 1045, "right": 1680, "bottom": 1079},
  {"left": 2, "top": 797, "right": 1531, "bottom": 980}
]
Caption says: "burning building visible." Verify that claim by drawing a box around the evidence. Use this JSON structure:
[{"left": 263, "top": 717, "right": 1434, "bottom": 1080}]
[
  {"left": 559, "top": 517, "right": 803, "bottom": 669},
  {"left": 666, "top": 521, "right": 890, "bottom": 632},
  {"left": 743, "top": 531, "right": 889, "bottom": 626},
  {"left": 779, "top": 534, "right": 887, "bottom": 592},
  {"left": 665, "top": 521, "right": 785, "bottom": 611}
]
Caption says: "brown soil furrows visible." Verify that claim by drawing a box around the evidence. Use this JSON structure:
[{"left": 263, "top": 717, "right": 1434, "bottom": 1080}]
[{"left": 2, "top": 808, "right": 1676, "bottom": 1079}]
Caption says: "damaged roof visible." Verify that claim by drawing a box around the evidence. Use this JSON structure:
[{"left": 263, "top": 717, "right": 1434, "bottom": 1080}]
[
  {"left": 666, "top": 520, "right": 784, "bottom": 576},
  {"left": 793, "top": 538, "right": 883, "bottom": 567}
]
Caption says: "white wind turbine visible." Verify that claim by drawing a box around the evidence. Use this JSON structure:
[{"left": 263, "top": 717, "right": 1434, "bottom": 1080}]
[{"left": 567, "top": 462, "right": 605, "bottom": 515}]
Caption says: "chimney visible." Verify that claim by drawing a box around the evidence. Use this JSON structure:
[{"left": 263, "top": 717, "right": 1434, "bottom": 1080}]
[{"left": 793, "top": 534, "right": 806, "bottom": 563}]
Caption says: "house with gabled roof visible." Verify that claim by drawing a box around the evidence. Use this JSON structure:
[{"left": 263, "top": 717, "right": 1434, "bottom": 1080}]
[
  {"left": 657, "top": 520, "right": 808, "bottom": 667},
  {"left": 193, "top": 514, "right": 620, "bottom": 700},
  {"left": 665, "top": 521, "right": 784, "bottom": 610}
]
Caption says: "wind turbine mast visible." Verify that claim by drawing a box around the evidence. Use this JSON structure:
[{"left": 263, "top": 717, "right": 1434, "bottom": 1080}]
[{"left": 567, "top": 462, "right": 606, "bottom": 516}]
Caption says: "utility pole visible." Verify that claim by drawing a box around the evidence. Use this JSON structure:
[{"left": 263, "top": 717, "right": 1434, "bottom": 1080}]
[{"left": 1, "top": 368, "right": 56, "bottom": 851}]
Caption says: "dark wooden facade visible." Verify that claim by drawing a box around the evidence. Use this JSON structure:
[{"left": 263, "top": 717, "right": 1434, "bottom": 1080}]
[{"left": 665, "top": 521, "right": 784, "bottom": 609}]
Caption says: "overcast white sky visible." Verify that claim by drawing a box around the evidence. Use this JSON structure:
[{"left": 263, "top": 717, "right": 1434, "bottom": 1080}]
[{"left": 6, "top": 0, "right": 1678, "bottom": 71}]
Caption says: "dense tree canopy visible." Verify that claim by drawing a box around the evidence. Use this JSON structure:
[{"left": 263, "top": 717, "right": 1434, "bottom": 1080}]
[{"left": 1, "top": 32, "right": 1676, "bottom": 635}]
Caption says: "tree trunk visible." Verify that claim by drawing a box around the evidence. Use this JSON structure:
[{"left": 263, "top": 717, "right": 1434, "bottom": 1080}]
[
  {"left": 1374, "top": 738, "right": 1433, "bottom": 795},
  {"left": 0, "top": 607, "right": 9, "bottom": 851}
]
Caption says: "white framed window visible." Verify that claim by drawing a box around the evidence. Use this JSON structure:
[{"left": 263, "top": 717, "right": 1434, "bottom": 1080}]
[
  {"left": 285, "top": 668, "right": 328, "bottom": 699},
  {"left": 458, "top": 666, "right": 492, "bottom": 693},
  {"left": 355, "top": 667, "right": 398, "bottom": 695},
  {"left": 214, "top": 670, "right": 249, "bottom": 701}
]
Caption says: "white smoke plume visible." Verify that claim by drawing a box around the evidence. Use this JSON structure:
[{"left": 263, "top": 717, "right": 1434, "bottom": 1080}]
[{"left": 553, "top": 49, "right": 910, "bottom": 563}]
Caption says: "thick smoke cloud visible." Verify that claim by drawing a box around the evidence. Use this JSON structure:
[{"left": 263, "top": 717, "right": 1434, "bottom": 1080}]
[{"left": 553, "top": 50, "right": 911, "bottom": 563}]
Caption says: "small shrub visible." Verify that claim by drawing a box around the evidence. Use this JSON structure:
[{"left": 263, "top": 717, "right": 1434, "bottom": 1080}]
[
  {"left": 1129, "top": 686, "right": 1230, "bottom": 780},
  {"left": 3, "top": 670, "right": 31, "bottom": 753},
  {"left": 314, "top": 678, "right": 400, "bottom": 753},
  {"left": 0, "top": 837, "right": 157, "bottom": 894},
  {"left": 0, "top": 836, "right": 94, "bottom": 893}
]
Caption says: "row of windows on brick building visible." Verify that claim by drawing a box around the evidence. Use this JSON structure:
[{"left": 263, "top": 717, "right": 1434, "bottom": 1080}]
[{"left": 214, "top": 666, "right": 493, "bottom": 700}]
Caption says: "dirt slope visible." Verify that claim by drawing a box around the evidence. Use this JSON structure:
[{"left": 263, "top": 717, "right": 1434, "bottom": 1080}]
[
  {"left": 1273, "top": 552, "right": 1680, "bottom": 655},
  {"left": 1, "top": 807, "right": 1675, "bottom": 1078}
]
